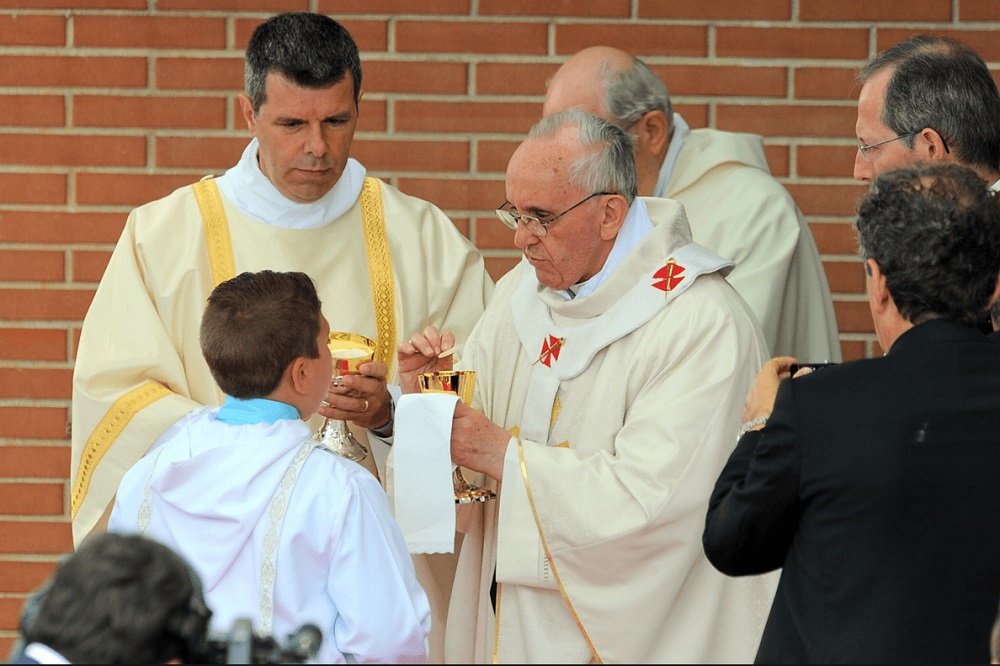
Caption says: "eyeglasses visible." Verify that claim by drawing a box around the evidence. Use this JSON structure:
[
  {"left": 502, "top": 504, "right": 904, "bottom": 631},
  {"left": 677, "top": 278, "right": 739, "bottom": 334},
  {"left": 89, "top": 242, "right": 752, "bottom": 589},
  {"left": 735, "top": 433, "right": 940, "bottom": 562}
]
[
  {"left": 857, "top": 132, "right": 918, "bottom": 162},
  {"left": 495, "top": 192, "right": 614, "bottom": 237}
]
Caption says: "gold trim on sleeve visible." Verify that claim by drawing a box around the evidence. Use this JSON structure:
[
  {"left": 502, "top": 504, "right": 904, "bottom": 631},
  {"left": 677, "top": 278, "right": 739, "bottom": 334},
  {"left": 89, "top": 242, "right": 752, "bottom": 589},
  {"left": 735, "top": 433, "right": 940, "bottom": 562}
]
[
  {"left": 514, "top": 439, "right": 602, "bottom": 663},
  {"left": 192, "top": 178, "right": 237, "bottom": 287},
  {"left": 70, "top": 381, "right": 174, "bottom": 518},
  {"left": 359, "top": 177, "right": 397, "bottom": 377}
]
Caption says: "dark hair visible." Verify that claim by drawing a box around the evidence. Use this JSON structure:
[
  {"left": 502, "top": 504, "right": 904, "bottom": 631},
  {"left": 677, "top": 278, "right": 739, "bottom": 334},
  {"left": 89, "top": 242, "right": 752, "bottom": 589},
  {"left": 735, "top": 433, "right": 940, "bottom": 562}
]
[
  {"left": 857, "top": 35, "right": 1000, "bottom": 174},
  {"left": 200, "top": 270, "right": 323, "bottom": 398},
  {"left": 855, "top": 164, "right": 1000, "bottom": 327},
  {"left": 21, "top": 532, "right": 211, "bottom": 664},
  {"left": 245, "top": 12, "right": 362, "bottom": 113}
]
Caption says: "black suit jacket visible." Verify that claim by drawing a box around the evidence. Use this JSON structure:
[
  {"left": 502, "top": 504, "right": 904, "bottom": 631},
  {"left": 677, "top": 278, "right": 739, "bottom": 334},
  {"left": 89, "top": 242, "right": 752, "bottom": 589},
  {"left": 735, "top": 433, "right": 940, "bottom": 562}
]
[{"left": 704, "top": 320, "right": 1000, "bottom": 663}]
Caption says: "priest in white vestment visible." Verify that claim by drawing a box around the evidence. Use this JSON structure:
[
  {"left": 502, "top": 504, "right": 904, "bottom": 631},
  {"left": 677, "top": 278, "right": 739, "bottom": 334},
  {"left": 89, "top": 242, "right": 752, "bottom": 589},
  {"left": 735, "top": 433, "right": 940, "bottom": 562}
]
[{"left": 394, "top": 110, "right": 778, "bottom": 663}]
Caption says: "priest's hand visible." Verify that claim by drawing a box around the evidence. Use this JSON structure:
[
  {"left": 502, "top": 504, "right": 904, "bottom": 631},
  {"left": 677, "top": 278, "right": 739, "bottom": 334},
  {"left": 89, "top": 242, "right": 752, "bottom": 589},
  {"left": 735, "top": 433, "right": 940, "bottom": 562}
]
[
  {"left": 397, "top": 325, "right": 457, "bottom": 394},
  {"left": 451, "top": 401, "right": 509, "bottom": 481},
  {"left": 319, "top": 360, "right": 392, "bottom": 430},
  {"left": 742, "top": 356, "right": 797, "bottom": 424}
]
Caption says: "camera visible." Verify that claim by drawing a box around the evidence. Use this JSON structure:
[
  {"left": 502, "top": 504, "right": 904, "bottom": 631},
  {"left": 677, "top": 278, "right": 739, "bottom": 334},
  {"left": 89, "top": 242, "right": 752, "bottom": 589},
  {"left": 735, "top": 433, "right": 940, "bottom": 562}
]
[
  {"left": 789, "top": 362, "right": 838, "bottom": 375},
  {"left": 203, "top": 618, "right": 322, "bottom": 664}
]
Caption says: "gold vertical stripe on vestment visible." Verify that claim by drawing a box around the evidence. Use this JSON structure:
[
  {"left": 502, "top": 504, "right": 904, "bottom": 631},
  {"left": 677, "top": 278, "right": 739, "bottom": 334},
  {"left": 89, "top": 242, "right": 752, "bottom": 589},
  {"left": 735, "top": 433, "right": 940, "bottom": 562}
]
[
  {"left": 359, "top": 177, "right": 397, "bottom": 377},
  {"left": 192, "top": 178, "right": 237, "bottom": 287},
  {"left": 70, "top": 381, "right": 173, "bottom": 518}
]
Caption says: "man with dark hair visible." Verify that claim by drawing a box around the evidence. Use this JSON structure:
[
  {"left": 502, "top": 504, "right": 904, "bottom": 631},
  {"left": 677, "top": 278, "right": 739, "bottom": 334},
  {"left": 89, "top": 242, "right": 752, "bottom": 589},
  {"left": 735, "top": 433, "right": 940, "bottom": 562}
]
[
  {"left": 70, "top": 13, "right": 490, "bottom": 660},
  {"left": 542, "top": 46, "right": 841, "bottom": 364},
  {"left": 704, "top": 164, "right": 1000, "bottom": 663},
  {"left": 108, "top": 270, "right": 431, "bottom": 664},
  {"left": 10, "top": 532, "right": 211, "bottom": 664},
  {"left": 854, "top": 34, "right": 1000, "bottom": 188}
]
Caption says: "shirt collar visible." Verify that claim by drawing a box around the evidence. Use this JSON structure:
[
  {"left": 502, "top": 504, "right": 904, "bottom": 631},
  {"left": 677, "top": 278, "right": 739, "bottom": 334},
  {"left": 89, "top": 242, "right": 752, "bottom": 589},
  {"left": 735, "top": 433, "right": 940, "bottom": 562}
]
[
  {"left": 652, "top": 112, "right": 690, "bottom": 198},
  {"left": 217, "top": 396, "right": 300, "bottom": 426}
]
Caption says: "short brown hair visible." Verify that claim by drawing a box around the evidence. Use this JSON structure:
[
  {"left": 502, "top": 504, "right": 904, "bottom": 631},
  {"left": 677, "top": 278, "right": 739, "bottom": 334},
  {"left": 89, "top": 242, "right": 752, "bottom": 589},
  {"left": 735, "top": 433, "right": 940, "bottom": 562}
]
[{"left": 200, "top": 270, "right": 323, "bottom": 398}]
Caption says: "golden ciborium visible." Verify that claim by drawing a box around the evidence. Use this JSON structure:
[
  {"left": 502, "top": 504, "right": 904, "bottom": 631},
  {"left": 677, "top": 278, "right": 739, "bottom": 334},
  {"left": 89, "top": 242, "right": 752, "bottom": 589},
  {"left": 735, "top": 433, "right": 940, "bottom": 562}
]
[
  {"left": 313, "top": 332, "right": 375, "bottom": 462},
  {"left": 418, "top": 370, "right": 496, "bottom": 504}
]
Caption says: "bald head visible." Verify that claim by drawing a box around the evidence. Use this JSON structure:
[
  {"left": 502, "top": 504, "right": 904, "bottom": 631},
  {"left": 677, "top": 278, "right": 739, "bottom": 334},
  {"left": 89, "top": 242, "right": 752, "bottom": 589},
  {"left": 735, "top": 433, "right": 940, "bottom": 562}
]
[{"left": 543, "top": 46, "right": 635, "bottom": 119}]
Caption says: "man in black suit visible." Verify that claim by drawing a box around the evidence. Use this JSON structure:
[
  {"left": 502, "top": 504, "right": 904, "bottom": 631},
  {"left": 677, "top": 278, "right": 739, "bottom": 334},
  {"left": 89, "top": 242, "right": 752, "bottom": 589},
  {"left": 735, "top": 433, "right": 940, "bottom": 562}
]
[{"left": 703, "top": 164, "right": 1000, "bottom": 663}]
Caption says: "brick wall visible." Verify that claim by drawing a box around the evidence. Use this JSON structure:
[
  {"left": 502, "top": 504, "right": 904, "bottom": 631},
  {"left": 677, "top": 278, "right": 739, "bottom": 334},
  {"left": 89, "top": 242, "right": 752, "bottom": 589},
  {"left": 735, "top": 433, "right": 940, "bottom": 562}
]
[{"left": 0, "top": 0, "right": 996, "bottom": 653}]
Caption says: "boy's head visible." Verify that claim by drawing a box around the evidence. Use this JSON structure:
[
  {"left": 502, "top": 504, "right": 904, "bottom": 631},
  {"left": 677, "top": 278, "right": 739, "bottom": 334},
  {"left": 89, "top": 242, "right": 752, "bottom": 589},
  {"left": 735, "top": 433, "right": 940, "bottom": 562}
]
[{"left": 200, "top": 270, "right": 331, "bottom": 416}]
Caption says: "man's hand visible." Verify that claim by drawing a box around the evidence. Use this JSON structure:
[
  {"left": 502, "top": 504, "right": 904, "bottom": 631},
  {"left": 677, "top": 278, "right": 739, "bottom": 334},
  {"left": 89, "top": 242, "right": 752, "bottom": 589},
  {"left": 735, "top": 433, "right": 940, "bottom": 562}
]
[
  {"left": 451, "top": 401, "right": 511, "bottom": 482},
  {"left": 397, "top": 325, "right": 457, "bottom": 394},
  {"left": 742, "top": 356, "right": 797, "bottom": 424},
  {"left": 318, "top": 360, "right": 392, "bottom": 429}
]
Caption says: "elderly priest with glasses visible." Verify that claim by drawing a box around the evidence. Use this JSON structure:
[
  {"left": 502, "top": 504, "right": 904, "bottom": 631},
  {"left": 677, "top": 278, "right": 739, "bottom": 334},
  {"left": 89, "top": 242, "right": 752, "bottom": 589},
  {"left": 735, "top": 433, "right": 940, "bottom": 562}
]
[{"left": 391, "top": 109, "right": 778, "bottom": 663}]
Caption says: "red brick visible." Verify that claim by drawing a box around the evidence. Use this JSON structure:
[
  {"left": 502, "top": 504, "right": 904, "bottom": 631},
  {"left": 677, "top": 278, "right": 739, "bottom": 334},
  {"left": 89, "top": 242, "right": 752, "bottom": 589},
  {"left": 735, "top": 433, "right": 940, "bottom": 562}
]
[
  {"left": 876, "top": 29, "right": 1000, "bottom": 62},
  {"left": 156, "top": 57, "right": 243, "bottom": 91},
  {"left": 717, "top": 27, "right": 868, "bottom": 60},
  {"left": 800, "top": 0, "right": 950, "bottom": 22},
  {"left": 234, "top": 18, "right": 388, "bottom": 53},
  {"left": 650, "top": 64, "right": 787, "bottom": 98},
  {"left": 0, "top": 638, "right": 12, "bottom": 658},
  {"left": 397, "top": 177, "right": 504, "bottom": 212},
  {"left": 74, "top": 95, "right": 227, "bottom": 129},
  {"left": 353, "top": 139, "right": 469, "bottom": 173},
  {"left": 364, "top": 61, "right": 469, "bottom": 95},
  {"left": 484, "top": 256, "right": 520, "bottom": 282},
  {"left": 840, "top": 339, "right": 868, "bottom": 361},
  {"left": 396, "top": 100, "right": 540, "bottom": 135},
  {"left": 0, "top": 211, "right": 125, "bottom": 245},
  {"left": 0, "top": 408, "right": 68, "bottom": 440},
  {"left": 477, "top": 140, "right": 519, "bottom": 174},
  {"left": 785, "top": 183, "right": 866, "bottom": 217},
  {"left": 75, "top": 173, "right": 202, "bottom": 207},
  {"left": 0, "top": 446, "right": 70, "bottom": 479},
  {"left": 764, "top": 144, "right": 790, "bottom": 178},
  {"left": 75, "top": 15, "right": 226, "bottom": 49},
  {"left": 0, "top": 483, "right": 65, "bottom": 516},
  {"left": 0, "top": 329, "right": 68, "bottom": 362},
  {"left": 811, "top": 221, "right": 859, "bottom": 255},
  {"left": 359, "top": 99, "right": 388, "bottom": 133},
  {"left": 0, "top": 561, "right": 58, "bottom": 594},
  {"left": 0, "top": 56, "right": 146, "bottom": 88},
  {"left": 449, "top": 217, "right": 470, "bottom": 239},
  {"left": 716, "top": 104, "right": 857, "bottom": 138},
  {"left": 796, "top": 67, "right": 862, "bottom": 101},
  {"left": 825, "top": 260, "right": 866, "bottom": 294},
  {"left": 476, "top": 216, "right": 519, "bottom": 251},
  {"left": 674, "top": 104, "right": 708, "bottom": 130},
  {"left": 480, "top": 0, "right": 629, "bottom": 16},
  {"left": 0, "top": 133, "right": 146, "bottom": 168},
  {"left": 155, "top": 136, "right": 247, "bottom": 171},
  {"left": 556, "top": 23, "right": 707, "bottom": 57},
  {"left": 397, "top": 20, "right": 547, "bottom": 55},
  {"left": 0, "top": 289, "right": 93, "bottom": 322},
  {"left": 476, "top": 62, "right": 560, "bottom": 96},
  {"left": 0, "top": 598, "right": 24, "bottom": 632},
  {"left": 72, "top": 327, "right": 82, "bottom": 360},
  {"left": 72, "top": 250, "right": 113, "bottom": 284},
  {"left": 0, "top": 174, "right": 66, "bottom": 206},
  {"left": 640, "top": 0, "right": 791, "bottom": 19},
  {"left": 798, "top": 145, "right": 859, "bottom": 179},
  {"left": 0, "top": 14, "right": 65, "bottom": 47},
  {"left": 0, "top": 250, "right": 64, "bottom": 283},
  {"left": 0, "top": 0, "right": 143, "bottom": 6},
  {"left": 0, "top": 95, "right": 65, "bottom": 127},
  {"left": 835, "top": 299, "right": 876, "bottom": 333},
  {"left": 961, "top": 0, "right": 999, "bottom": 20},
  {"left": 0, "top": 520, "right": 73, "bottom": 555},
  {"left": 318, "top": 0, "right": 466, "bottom": 12},
  {"left": 160, "top": 0, "right": 307, "bottom": 9}
]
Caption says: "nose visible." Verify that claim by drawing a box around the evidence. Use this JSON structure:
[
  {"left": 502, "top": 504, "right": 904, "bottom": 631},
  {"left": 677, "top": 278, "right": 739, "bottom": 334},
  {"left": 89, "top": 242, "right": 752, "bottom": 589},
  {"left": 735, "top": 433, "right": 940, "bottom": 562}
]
[
  {"left": 513, "top": 220, "right": 537, "bottom": 251},
  {"left": 853, "top": 150, "right": 873, "bottom": 182},
  {"left": 303, "top": 123, "right": 328, "bottom": 158}
]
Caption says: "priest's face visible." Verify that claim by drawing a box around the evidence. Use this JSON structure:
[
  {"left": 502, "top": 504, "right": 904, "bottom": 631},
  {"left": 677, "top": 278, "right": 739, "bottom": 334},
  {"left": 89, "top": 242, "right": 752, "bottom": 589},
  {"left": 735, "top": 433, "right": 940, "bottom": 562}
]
[
  {"left": 240, "top": 72, "right": 360, "bottom": 203},
  {"left": 505, "top": 130, "right": 615, "bottom": 291}
]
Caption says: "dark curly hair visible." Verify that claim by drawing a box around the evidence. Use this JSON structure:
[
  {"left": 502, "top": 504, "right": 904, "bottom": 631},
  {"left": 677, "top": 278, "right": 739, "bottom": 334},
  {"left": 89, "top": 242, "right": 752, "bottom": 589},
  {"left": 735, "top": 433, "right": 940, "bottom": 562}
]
[{"left": 856, "top": 164, "right": 1000, "bottom": 327}]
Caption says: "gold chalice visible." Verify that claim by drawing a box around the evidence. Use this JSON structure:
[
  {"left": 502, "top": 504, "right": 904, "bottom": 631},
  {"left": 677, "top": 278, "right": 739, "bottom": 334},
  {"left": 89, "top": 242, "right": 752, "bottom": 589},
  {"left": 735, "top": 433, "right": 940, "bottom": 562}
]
[
  {"left": 418, "top": 370, "right": 496, "bottom": 504},
  {"left": 313, "top": 332, "right": 375, "bottom": 462}
]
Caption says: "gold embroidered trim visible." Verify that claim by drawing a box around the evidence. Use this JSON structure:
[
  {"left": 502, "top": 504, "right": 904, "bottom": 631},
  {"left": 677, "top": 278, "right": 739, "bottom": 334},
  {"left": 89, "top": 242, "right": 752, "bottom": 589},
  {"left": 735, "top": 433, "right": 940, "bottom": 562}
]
[
  {"left": 516, "top": 439, "right": 602, "bottom": 663},
  {"left": 192, "top": 178, "right": 237, "bottom": 287},
  {"left": 70, "top": 381, "right": 173, "bottom": 519},
  {"left": 360, "top": 177, "right": 397, "bottom": 376},
  {"left": 493, "top": 580, "right": 503, "bottom": 664},
  {"left": 137, "top": 447, "right": 168, "bottom": 535}
]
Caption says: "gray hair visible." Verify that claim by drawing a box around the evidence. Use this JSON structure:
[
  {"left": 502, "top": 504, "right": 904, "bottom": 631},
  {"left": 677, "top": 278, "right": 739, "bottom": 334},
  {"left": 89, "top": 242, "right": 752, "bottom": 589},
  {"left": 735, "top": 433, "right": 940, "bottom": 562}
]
[
  {"left": 528, "top": 109, "right": 639, "bottom": 203},
  {"left": 858, "top": 35, "right": 1000, "bottom": 174},
  {"left": 244, "top": 12, "right": 362, "bottom": 114},
  {"left": 604, "top": 56, "right": 672, "bottom": 132}
]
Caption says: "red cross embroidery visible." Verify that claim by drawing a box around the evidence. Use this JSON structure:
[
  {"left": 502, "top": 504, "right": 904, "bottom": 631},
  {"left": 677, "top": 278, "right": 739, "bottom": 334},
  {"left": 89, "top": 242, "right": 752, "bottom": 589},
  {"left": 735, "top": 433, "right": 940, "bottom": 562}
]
[
  {"left": 537, "top": 335, "right": 565, "bottom": 367},
  {"left": 653, "top": 259, "right": 685, "bottom": 294}
]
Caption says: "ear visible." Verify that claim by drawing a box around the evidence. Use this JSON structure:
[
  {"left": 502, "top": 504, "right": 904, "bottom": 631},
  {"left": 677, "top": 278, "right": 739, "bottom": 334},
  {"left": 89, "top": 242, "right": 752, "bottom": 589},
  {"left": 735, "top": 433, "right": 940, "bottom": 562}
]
[
  {"left": 356, "top": 87, "right": 365, "bottom": 110},
  {"left": 598, "top": 194, "right": 629, "bottom": 241},
  {"left": 238, "top": 93, "right": 257, "bottom": 135},
  {"left": 916, "top": 127, "right": 951, "bottom": 162},
  {"left": 634, "top": 109, "right": 671, "bottom": 158},
  {"left": 288, "top": 356, "right": 312, "bottom": 396},
  {"left": 866, "top": 258, "right": 891, "bottom": 314}
]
